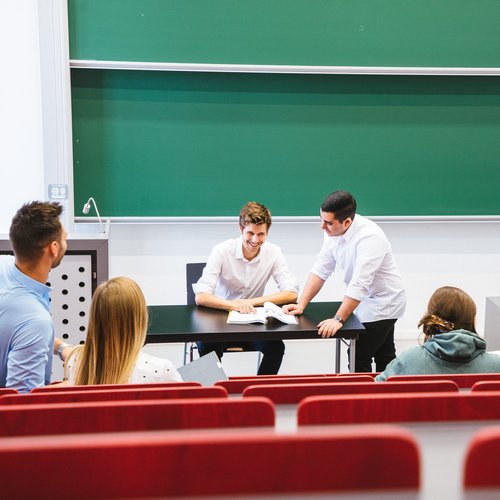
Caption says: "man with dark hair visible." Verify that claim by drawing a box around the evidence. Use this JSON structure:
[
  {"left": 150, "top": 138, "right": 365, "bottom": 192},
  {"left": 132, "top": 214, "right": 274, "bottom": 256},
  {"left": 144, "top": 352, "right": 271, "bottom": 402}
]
[
  {"left": 284, "top": 190, "right": 406, "bottom": 372},
  {"left": 0, "top": 201, "right": 67, "bottom": 392},
  {"left": 194, "top": 201, "right": 298, "bottom": 375}
]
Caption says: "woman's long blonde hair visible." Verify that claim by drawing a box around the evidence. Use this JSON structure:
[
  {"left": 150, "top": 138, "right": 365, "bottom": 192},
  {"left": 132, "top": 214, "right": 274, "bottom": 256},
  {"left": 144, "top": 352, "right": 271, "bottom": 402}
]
[
  {"left": 67, "top": 277, "right": 148, "bottom": 385},
  {"left": 418, "top": 286, "right": 476, "bottom": 342}
]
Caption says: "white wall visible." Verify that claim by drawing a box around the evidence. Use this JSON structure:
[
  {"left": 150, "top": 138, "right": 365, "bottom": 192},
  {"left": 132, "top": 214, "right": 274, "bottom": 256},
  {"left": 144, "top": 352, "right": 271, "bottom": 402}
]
[
  {"left": 0, "top": 0, "right": 44, "bottom": 231},
  {"left": 0, "top": 0, "right": 73, "bottom": 234}
]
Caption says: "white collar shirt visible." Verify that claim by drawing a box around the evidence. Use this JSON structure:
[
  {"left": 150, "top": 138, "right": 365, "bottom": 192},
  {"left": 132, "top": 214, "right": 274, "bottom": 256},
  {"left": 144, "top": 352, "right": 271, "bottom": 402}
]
[
  {"left": 310, "top": 214, "right": 406, "bottom": 322},
  {"left": 193, "top": 237, "right": 298, "bottom": 300}
]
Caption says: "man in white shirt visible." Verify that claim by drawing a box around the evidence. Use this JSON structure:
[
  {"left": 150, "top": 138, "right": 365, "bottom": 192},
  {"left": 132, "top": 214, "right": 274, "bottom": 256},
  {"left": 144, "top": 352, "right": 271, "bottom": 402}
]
[
  {"left": 284, "top": 191, "right": 406, "bottom": 372},
  {"left": 193, "top": 201, "right": 298, "bottom": 375}
]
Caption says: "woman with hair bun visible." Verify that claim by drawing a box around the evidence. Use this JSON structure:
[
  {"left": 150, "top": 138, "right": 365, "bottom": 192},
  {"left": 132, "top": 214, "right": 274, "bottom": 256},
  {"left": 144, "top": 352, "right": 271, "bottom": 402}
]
[{"left": 376, "top": 286, "right": 500, "bottom": 381}]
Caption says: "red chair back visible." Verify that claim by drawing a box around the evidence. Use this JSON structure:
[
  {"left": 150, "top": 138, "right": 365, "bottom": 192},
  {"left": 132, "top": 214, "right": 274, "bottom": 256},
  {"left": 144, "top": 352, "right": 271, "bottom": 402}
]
[
  {"left": 464, "top": 426, "right": 500, "bottom": 488},
  {"left": 31, "top": 381, "right": 200, "bottom": 393},
  {"left": 0, "top": 397, "right": 274, "bottom": 437},
  {"left": 243, "top": 380, "right": 458, "bottom": 404},
  {"left": 0, "top": 389, "right": 17, "bottom": 396},
  {"left": 0, "top": 386, "right": 227, "bottom": 405},
  {"left": 298, "top": 391, "right": 500, "bottom": 425},
  {"left": 216, "top": 375, "right": 373, "bottom": 394},
  {"left": 228, "top": 373, "right": 338, "bottom": 379},
  {"left": 387, "top": 373, "right": 500, "bottom": 389},
  {"left": 471, "top": 381, "right": 500, "bottom": 392},
  {"left": 0, "top": 426, "right": 419, "bottom": 498}
]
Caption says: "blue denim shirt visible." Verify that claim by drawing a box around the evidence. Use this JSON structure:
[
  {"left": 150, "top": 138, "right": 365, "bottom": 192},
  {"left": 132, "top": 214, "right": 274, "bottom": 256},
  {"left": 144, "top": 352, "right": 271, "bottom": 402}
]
[{"left": 0, "top": 256, "right": 54, "bottom": 392}]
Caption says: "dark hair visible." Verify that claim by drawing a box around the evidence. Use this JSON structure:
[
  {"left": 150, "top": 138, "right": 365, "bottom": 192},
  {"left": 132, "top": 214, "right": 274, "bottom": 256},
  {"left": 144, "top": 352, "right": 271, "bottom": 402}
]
[
  {"left": 9, "top": 201, "right": 63, "bottom": 262},
  {"left": 239, "top": 201, "right": 272, "bottom": 230},
  {"left": 418, "top": 286, "right": 477, "bottom": 340},
  {"left": 320, "top": 191, "right": 356, "bottom": 223}
]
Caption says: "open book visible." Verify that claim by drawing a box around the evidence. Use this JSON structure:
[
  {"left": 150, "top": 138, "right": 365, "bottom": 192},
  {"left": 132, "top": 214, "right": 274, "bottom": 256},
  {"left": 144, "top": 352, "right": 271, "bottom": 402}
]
[{"left": 227, "top": 301, "right": 298, "bottom": 325}]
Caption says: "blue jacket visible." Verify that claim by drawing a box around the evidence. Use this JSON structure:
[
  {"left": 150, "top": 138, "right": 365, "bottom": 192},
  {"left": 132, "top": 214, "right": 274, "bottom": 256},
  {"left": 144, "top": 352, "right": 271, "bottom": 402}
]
[{"left": 376, "top": 329, "right": 500, "bottom": 381}]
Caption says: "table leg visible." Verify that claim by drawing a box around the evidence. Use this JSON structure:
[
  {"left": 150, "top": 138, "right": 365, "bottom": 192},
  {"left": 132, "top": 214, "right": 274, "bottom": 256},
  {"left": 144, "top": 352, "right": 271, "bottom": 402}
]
[
  {"left": 335, "top": 338, "right": 341, "bottom": 373},
  {"left": 349, "top": 339, "right": 356, "bottom": 373}
]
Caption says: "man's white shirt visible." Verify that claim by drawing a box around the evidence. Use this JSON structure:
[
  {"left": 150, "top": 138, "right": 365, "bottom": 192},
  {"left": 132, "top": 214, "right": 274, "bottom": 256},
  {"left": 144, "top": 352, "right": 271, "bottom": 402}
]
[
  {"left": 193, "top": 237, "right": 298, "bottom": 300},
  {"left": 310, "top": 214, "right": 406, "bottom": 323}
]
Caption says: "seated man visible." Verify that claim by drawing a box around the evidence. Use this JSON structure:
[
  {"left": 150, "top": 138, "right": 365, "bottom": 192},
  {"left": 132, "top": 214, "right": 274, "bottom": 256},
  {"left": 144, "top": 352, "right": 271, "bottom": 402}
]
[
  {"left": 0, "top": 201, "right": 67, "bottom": 392},
  {"left": 193, "top": 201, "right": 298, "bottom": 375}
]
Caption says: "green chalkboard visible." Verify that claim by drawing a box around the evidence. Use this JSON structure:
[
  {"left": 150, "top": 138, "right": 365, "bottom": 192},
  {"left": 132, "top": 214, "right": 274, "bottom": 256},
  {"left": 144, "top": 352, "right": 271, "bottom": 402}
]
[
  {"left": 72, "top": 69, "right": 500, "bottom": 216},
  {"left": 68, "top": 0, "right": 500, "bottom": 68}
]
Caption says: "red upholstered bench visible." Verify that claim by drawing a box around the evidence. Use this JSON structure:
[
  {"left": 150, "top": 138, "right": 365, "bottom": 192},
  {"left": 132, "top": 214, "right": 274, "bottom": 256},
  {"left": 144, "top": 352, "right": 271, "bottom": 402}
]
[
  {"left": 243, "top": 380, "right": 458, "bottom": 404},
  {"left": 387, "top": 373, "right": 500, "bottom": 389},
  {"left": 298, "top": 391, "right": 500, "bottom": 425},
  {"left": 0, "top": 385, "right": 227, "bottom": 405},
  {"left": 0, "top": 397, "right": 275, "bottom": 437},
  {"left": 0, "top": 426, "right": 419, "bottom": 498},
  {"left": 216, "top": 375, "right": 374, "bottom": 394}
]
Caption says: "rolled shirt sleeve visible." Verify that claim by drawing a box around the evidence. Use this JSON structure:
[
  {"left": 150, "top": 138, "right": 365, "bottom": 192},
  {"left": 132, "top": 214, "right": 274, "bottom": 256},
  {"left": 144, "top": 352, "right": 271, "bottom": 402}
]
[{"left": 7, "top": 318, "right": 54, "bottom": 392}]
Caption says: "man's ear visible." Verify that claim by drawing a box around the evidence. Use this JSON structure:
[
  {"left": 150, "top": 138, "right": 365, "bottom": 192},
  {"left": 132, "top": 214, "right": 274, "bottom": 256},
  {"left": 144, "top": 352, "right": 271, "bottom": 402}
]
[
  {"left": 343, "top": 217, "right": 353, "bottom": 230},
  {"left": 48, "top": 240, "right": 59, "bottom": 259}
]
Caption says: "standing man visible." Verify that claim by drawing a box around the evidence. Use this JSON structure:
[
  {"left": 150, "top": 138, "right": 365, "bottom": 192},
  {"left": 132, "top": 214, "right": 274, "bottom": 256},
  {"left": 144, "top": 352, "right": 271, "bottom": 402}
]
[
  {"left": 0, "top": 201, "right": 67, "bottom": 392},
  {"left": 193, "top": 201, "right": 298, "bottom": 375},
  {"left": 284, "top": 191, "right": 406, "bottom": 372}
]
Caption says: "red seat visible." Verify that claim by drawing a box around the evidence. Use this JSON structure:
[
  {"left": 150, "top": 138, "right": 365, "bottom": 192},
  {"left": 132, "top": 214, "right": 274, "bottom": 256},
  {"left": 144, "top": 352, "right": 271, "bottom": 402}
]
[
  {"left": 0, "top": 386, "right": 227, "bottom": 405},
  {"left": 298, "top": 391, "right": 500, "bottom": 425},
  {"left": 387, "top": 373, "right": 500, "bottom": 389},
  {"left": 243, "top": 380, "right": 458, "bottom": 404},
  {"left": 31, "top": 381, "right": 200, "bottom": 393},
  {"left": 0, "top": 426, "right": 419, "bottom": 498},
  {"left": 216, "top": 375, "right": 374, "bottom": 394},
  {"left": 0, "top": 397, "right": 274, "bottom": 437},
  {"left": 464, "top": 426, "right": 500, "bottom": 489}
]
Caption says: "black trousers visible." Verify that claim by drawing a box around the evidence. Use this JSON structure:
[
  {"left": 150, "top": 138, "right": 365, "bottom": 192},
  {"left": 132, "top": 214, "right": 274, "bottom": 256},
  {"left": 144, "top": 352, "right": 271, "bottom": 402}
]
[
  {"left": 197, "top": 340, "right": 285, "bottom": 375},
  {"left": 348, "top": 318, "right": 397, "bottom": 373}
]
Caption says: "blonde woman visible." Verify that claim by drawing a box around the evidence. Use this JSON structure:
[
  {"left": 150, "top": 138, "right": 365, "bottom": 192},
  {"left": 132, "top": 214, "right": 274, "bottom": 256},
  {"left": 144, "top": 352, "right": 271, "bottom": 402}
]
[
  {"left": 55, "top": 277, "right": 181, "bottom": 385},
  {"left": 376, "top": 286, "right": 500, "bottom": 381}
]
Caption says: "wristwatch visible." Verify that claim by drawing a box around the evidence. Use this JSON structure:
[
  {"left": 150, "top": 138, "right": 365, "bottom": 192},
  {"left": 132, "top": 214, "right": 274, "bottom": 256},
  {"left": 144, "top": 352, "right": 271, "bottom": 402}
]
[
  {"left": 333, "top": 314, "right": 345, "bottom": 325},
  {"left": 56, "top": 342, "right": 71, "bottom": 360}
]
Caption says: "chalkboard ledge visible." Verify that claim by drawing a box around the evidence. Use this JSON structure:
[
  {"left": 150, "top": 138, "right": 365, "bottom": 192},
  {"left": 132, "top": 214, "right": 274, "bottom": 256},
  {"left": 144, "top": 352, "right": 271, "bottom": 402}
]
[
  {"left": 75, "top": 216, "right": 500, "bottom": 225},
  {"left": 70, "top": 60, "right": 500, "bottom": 76}
]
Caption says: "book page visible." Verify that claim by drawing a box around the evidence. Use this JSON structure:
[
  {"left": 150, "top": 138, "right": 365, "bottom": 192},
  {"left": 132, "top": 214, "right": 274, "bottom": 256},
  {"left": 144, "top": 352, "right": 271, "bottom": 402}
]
[
  {"left": 227, "top": 309, "right": 267, "bottom": 324},
  {"left": 263, "top": 302, "right": 298, "bottom": 325}
]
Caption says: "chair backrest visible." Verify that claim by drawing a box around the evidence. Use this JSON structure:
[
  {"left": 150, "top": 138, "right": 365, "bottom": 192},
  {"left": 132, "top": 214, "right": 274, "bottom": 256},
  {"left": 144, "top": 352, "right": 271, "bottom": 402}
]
[
  {"left": 243, "top": 380, "right": 459, "bottom": 404},
  {"left": 471, "top": 381, "right": 500, "bottom": 392},
  {"left": 297, "top": 391, "right": 500, "bottom": 425},
  {"left": 0, "top": 397, "right": 274, "bottom": 437},
  {"left": 0, "top": 386, "right": 227, "bottom": 405},
  {"left": 464, "top": 426, "right": 500, "bottom": 489},
  {"left": 0, "top": 389, "right": 17, "bottom": 396},
  {"left": 387, "top": 373, "right": 500, "bottom": 389},
  {"left": 186, "top": 262, "right": 206, "bottom": 305},
  {"left": 0, "top": 426, "right": 419, "bottom": 498},
  {"left": 31, "top": 381, "right": 200, "bottom": 393},
  {"left": 216, "top": 375, "right": 374, "bottom": 394},
  {"left": 229, "top": 373, "right": 339, "bottom": 379}
]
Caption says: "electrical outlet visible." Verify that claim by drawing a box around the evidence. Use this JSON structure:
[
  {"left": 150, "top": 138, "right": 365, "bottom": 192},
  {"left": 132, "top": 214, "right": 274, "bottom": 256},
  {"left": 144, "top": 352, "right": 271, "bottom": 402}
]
[{"left": 48, "top": 184, "right": 68, "bottom": 200}]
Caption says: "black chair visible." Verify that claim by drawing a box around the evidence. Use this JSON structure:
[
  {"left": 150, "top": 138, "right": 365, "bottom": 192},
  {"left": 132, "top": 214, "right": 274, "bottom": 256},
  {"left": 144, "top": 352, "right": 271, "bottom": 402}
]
[{"left": 185, "top": 263, "right": 261, "bottom": 369}]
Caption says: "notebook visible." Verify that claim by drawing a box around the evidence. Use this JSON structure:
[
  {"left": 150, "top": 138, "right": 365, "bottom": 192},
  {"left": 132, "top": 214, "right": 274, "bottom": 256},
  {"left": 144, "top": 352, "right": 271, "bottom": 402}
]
[{"left": 177, "top": 351, "right": 228, "bottom": 386}]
